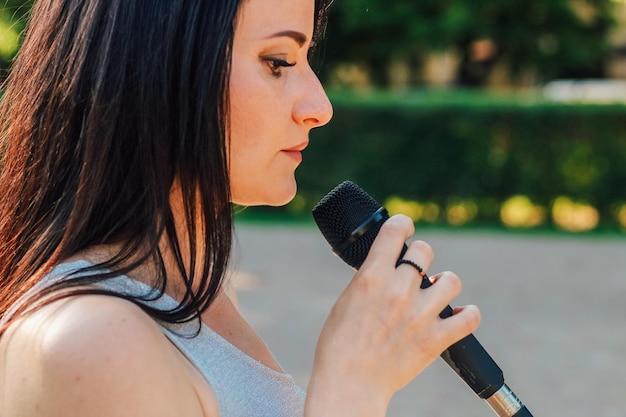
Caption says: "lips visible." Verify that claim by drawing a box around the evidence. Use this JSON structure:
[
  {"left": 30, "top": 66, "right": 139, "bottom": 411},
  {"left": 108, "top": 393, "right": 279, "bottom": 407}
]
[
  {"left": 281, "top": 141, "right": 308, "bottom": 163},
  {"left": 283, "top": 141, "right": 308, "bottom": 152}
]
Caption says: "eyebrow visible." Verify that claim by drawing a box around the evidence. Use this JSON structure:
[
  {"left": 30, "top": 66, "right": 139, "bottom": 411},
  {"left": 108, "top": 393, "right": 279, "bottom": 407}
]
[{"left": 266, "top": 30, "right": 308, "bottom": 47}]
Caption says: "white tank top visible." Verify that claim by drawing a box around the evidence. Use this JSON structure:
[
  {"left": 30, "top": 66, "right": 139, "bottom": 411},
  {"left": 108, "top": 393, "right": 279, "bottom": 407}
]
[{"left": 2, "top": 260, "right": 306, "bottom": 417}]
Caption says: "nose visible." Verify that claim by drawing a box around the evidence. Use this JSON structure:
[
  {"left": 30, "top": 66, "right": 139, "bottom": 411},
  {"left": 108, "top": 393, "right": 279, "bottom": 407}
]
[{"left": 293, "top": 68, "right": 333, "bottom": 129}]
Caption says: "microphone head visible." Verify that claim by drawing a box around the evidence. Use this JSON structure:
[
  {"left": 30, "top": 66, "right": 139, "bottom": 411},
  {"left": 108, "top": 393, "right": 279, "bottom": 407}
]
[{"left": 312, "top": 181, "right": 389, "bottom": 269}]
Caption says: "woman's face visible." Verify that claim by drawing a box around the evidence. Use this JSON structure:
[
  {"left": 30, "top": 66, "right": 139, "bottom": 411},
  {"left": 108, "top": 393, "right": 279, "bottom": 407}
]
[{"left": 228, "top": 0, "right": 333, "bottom": 206}]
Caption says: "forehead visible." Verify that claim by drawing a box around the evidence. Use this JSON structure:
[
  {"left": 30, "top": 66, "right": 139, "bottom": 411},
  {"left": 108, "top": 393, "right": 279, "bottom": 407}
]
[{"left": 236, "top": 0, "right": 315, "bottom": 41}]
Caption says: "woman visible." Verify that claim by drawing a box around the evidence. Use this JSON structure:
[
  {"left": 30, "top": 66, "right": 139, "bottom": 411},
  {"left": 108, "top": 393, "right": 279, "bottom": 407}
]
[{"left": 0, "top": 0, "right": 480, "bottom": 416}]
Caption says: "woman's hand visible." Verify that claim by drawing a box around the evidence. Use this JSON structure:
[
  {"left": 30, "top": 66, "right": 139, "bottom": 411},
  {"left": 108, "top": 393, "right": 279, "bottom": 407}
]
[{"left": 305, "top": 215, "right": 481, "bottom": 417}]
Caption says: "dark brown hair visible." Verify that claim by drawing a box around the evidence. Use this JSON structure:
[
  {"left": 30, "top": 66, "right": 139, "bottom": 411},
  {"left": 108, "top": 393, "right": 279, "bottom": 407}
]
[{"left": 0, "top": 0, "right": 332, "bottom": 330}]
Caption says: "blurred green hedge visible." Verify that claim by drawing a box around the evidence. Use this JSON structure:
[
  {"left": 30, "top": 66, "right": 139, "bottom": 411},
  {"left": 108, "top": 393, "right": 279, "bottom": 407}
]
[{"left": 243, "top": 91, "right": 626, "bottom": 231}]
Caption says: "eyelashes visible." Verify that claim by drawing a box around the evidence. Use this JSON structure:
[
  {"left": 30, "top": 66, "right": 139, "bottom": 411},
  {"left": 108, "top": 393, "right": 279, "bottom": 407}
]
[{"left": 262, "top": 57, "right": 296, "bottom": 78}]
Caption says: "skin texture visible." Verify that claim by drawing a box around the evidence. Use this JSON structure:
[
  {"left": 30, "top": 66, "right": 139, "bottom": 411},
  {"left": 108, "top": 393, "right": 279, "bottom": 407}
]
[
  {"left": 305, "top": 217, "right": 480, "bottom": 417},
  {"left": 228, "top": 0, "right": 333, "bottom": 206},
  {"left": 0, "top": 0, "right": 481, "bottom": 416}
]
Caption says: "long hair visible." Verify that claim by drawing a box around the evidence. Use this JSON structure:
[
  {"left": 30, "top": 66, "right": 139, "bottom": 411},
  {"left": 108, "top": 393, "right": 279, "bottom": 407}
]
[{"left": 0, "top": 0, "right": 332, "bottom": 330}]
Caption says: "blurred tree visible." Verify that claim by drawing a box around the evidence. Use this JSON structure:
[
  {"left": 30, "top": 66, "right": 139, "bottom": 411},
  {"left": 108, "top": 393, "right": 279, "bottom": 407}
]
[
  {"left": 0, "top": 0, "right": 33, "bottom": 80},
  {"left": 0, "top": 0, "right": 616, "bottom": 87},
  {"left": 320, "top": 0, "right": 616, "bottom": 88}
]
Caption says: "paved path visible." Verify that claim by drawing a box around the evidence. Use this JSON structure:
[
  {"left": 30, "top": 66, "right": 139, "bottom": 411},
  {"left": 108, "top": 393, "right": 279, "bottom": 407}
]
[{"left": 231, "top": 223, "right": 626, "bottom": 417}]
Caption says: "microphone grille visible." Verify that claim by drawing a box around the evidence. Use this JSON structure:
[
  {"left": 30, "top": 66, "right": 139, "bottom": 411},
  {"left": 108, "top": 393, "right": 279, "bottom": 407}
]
[{"left": 312, "top": 181, "right": 388, "bottom": 269}]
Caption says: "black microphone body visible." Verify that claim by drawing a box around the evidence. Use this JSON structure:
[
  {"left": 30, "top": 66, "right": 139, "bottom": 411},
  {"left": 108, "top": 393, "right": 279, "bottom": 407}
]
[{"left": 312, "top": 181, "right": 533, "bottom": 417}]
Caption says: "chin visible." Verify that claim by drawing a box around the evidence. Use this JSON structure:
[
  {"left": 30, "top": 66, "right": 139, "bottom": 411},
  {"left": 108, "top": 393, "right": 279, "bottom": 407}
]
[
  {"left": 262, "top": 186, "right": 297, "bottom": 207},
  {"left": 232, "top": 181, "right": 297, "bottom": 207},
  {"left": 266, "top": 194, "right": 296, "bottom": 207}
]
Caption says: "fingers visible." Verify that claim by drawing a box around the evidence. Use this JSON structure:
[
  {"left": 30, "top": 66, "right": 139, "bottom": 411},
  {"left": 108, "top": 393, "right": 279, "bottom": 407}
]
[
  {"left": 395, "top": 239, "right": 434, "bottom": 277},
  {"left": 360, "top": 215, "right": 415, "bottom": 272},
  {"left": 418, "top": 271, "right": 481, "bottom": 347},
  {"left": 354, "top": 213, "right": 480, "bottom": 348},
  {"left": 415, "top": 271, "right": 461, "bottom": 315},
  {"left": 438, "top": 304, "right": 482, "bottom": 347},
  {"left": 357, "top": 216, "right": 435, "bottom": 300},
  {"left": 418, "top": 271, "right": 480, "bottom": 323},
  {"left": 315, "top": 217, "right": 482, "bottom": 407}
]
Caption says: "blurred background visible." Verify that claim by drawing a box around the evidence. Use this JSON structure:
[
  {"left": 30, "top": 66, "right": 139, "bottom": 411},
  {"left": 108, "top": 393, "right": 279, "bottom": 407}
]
[
  {"left": 264, "top": 0, "right": 626, "bottom": 233},
  {"left": 2, "top": 1, "right": 626, "bottom": 416},
  {"left": 4, "top": 0, "right": 626, "bottom": 231}
]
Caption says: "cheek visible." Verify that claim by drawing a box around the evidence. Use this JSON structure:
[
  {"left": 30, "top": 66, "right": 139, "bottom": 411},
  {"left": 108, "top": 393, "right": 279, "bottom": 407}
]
[
  {"left": 228, "top": 65, "right": 285, "bottom": 170},
  {"left": 228, "top": 69, "right": 259, "bottom": 163},
  {"left": 228, "top": 67, "right": 272, "bottom": 151},
  {"left": 228, "top": 92, "right": 267, "bottom": 174},
  {"left": 228, "top": 75, "right": 268, "bottom": 202},
  {"left": 227, "top": 58, "right": 297, "bottom": 205}
]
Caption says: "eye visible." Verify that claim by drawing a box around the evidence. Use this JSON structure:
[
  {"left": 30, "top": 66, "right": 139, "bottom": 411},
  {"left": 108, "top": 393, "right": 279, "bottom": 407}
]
[{"left": 262, "top": 57, "right": 296, "bottom": 78}]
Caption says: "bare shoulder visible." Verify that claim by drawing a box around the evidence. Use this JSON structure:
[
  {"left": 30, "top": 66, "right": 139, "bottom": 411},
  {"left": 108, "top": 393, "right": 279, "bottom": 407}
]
[{"left": 0, "top": 294, "right": 219, "bottom": 417}]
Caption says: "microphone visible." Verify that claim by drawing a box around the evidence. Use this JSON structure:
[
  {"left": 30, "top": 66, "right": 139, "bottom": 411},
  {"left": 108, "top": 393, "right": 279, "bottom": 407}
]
[{"left": 312, "top": 181, "right": 533, "bottom": 417}]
